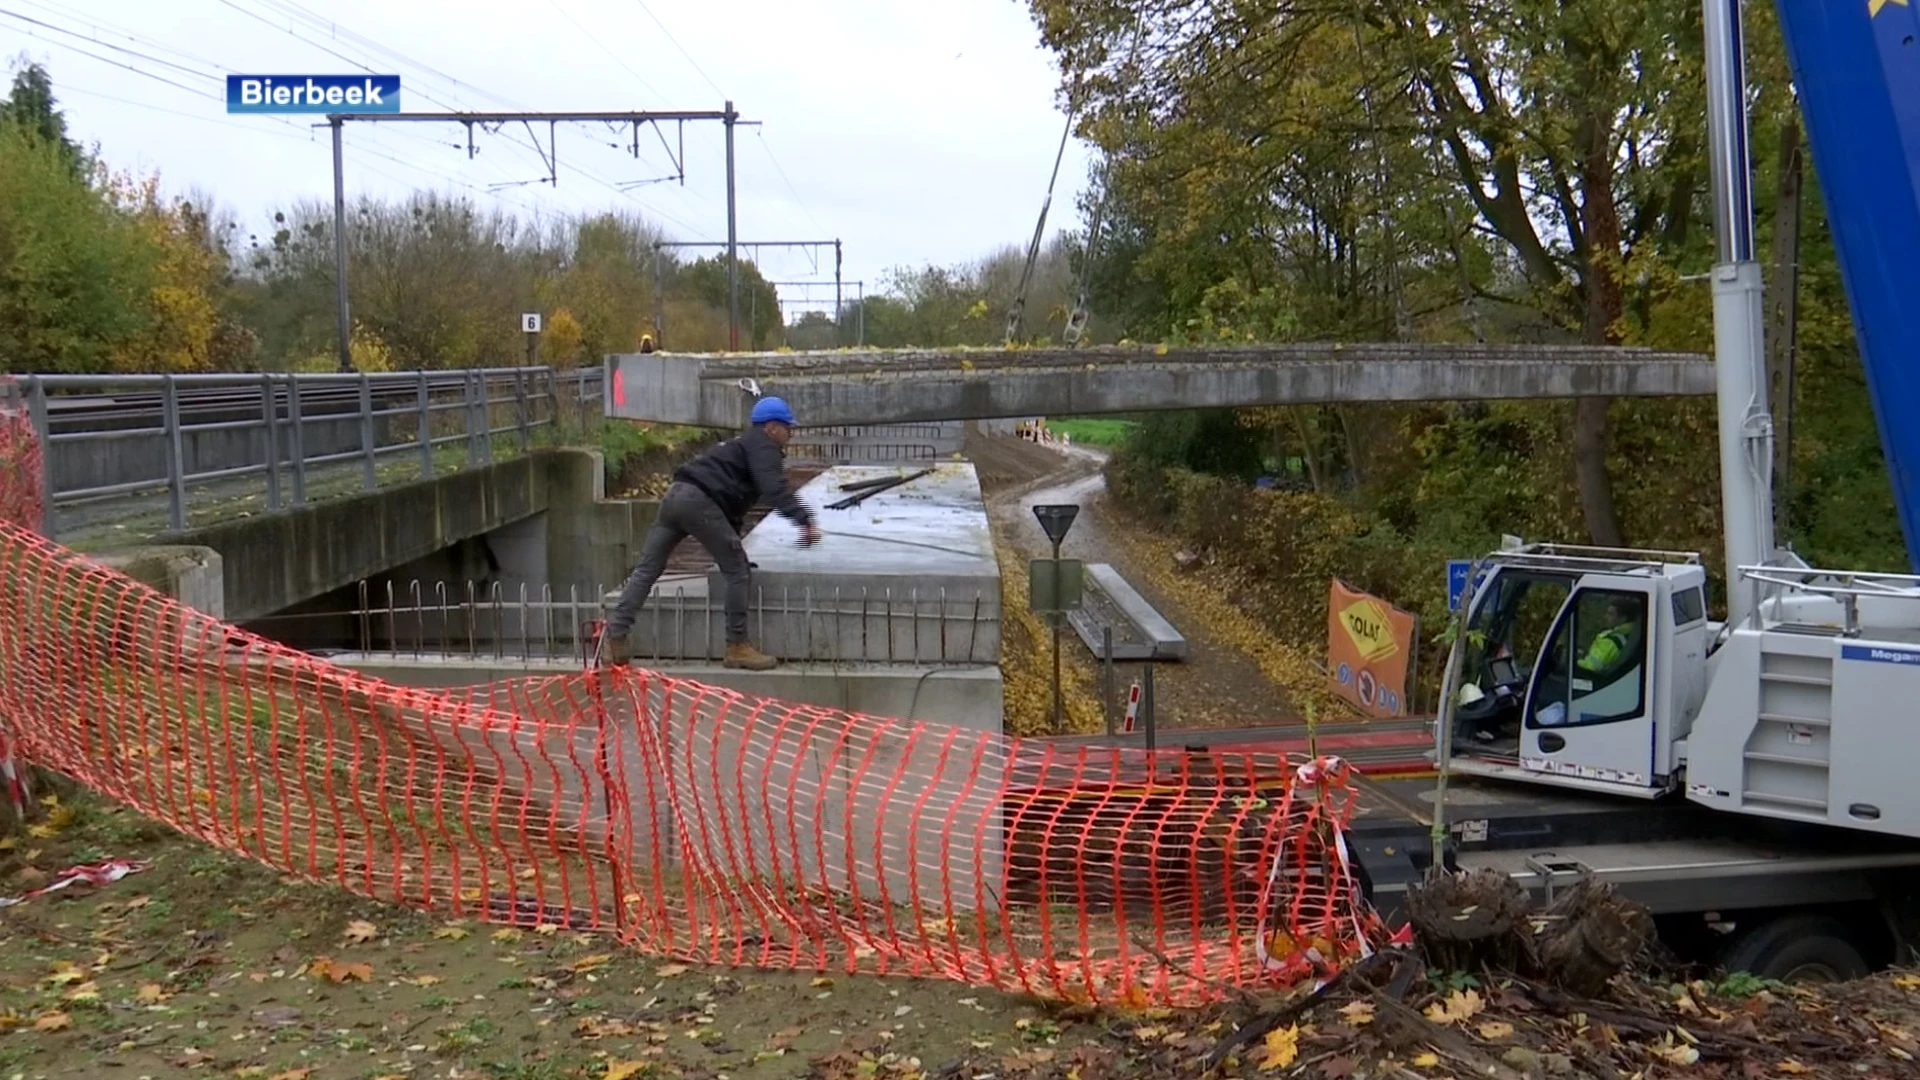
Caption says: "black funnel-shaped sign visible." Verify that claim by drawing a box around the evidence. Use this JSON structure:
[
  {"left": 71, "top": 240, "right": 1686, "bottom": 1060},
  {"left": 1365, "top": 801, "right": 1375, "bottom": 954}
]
[{"left": 1032, "top": 504, "right": 1079, "bottom": 547}]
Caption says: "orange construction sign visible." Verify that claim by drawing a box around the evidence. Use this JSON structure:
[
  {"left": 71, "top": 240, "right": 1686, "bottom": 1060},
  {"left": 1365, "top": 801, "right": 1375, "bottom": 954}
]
[{"left": 1325, "top": 579, "right": 1417, "bottom": 717}]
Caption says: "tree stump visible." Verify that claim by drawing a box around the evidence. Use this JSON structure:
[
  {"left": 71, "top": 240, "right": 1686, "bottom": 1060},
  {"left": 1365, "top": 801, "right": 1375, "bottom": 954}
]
[
  {"left": 1405, "top": 867, "right": 1534, "bottom": 974},
  {"left": 1529, "top": 878, "right": 1655, "bottom": 997}
]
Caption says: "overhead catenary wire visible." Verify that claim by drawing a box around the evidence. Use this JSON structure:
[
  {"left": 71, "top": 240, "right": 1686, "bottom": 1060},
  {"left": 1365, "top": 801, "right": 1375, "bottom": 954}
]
[
  {"left": 629, "top": 0, "right": 726, "bottom": 98},
  {"left": 5, "top": 19, "right": 548, "bottom": 216},
  {"left": 18, "top": 0, "right": 745, "bottom": 255},
  {"left": 210, "top": 0, "right": 718, "bottom": 232},
  {"left": 9, "top": 0, "right": 549, "bottom": 199}
]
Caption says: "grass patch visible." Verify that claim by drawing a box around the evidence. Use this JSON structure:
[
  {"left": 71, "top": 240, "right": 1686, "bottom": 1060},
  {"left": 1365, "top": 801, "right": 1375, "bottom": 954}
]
[{"left": 1045, "top": 418, "right": 1135, "bottom": 448}]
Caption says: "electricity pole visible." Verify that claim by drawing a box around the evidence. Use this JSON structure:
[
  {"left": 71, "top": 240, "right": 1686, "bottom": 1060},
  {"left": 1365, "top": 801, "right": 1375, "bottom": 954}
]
[
  {"left": 725, "top": 101, "right": 739, "bottom": 352},
  {"left": 331, "top": 118, "right": 351, "bottom": 373}
]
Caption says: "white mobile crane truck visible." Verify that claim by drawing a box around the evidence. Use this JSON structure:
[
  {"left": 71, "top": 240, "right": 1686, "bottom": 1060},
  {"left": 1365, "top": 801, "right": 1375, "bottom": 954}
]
[{"left": 1348, "top": 0, "right": 1920, "bottom": 980}]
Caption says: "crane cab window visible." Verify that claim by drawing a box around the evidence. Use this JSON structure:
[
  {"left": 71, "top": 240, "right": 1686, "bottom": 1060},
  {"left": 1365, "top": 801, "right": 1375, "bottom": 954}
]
[
  {"left": 1465, "top": 573, "right": 1571, "bottom": 695},
  {"left": 1530, "top": 589, "right": 1649, "bottom": 728},
  {"left": 1672, "top": 585, "right": 1706, "bottom": 626}
]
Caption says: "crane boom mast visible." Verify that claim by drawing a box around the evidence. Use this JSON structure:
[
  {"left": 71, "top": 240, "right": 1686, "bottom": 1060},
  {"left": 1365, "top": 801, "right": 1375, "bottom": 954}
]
[{"left": 1772, "top": 0, "right": 1920, "bottom": 571}]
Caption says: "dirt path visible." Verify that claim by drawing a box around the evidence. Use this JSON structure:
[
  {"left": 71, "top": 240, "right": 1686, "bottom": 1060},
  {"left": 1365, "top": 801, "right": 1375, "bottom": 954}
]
[{"left": 969, "top": 430, "right": 1306, "bottom": 732}]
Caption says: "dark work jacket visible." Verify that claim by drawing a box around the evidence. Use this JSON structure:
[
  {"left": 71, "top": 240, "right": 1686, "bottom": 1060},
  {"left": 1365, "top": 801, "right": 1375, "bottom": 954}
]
[{"left": 672, "top": 425, "right": 813, "bottom": 533}]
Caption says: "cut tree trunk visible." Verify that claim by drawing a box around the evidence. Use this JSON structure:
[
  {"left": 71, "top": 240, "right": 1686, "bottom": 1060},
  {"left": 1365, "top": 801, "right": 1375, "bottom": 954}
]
[
  {"left": 1573, "top": 398, "right": 1624, "bottom": 547},
  {"left": 1528, "top": 878, "right": 1656, "bottom": 996},
  {"left": 1405, "top": 867, "right": 1535, "bottom": 974},
  {"left": 1575, "top": 103, "right": 1629, "bottom": 549}
]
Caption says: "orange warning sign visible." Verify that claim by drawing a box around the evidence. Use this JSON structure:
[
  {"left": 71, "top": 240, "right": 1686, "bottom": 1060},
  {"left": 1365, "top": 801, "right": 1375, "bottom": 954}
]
[{"left": 1325, "top": 579, "right": 1416, "bottom": 718}]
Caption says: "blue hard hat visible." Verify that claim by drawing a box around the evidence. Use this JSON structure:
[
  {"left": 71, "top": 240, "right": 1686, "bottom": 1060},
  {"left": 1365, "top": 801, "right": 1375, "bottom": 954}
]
[{"left": 750, "top": 396, "right": 796, "bottom": 426}]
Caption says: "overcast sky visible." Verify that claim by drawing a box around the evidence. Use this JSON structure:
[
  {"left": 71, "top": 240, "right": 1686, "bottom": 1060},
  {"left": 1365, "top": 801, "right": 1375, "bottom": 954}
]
[{"left": 1, "top": 0, "right": 1094, "bottom": 312}]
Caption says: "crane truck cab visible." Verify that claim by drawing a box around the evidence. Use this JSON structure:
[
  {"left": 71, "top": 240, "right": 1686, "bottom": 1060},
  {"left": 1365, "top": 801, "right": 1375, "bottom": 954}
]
[
  {"left": 1445, "top": 542, "right": 1920, "bottom": 841},
  {"left": 1446, "top": 542, "right": 1712, "bottom": 799}
]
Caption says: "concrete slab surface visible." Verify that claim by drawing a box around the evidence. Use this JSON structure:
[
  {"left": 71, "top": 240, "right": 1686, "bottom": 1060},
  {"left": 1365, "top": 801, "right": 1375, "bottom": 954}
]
[{"left": 737, "top": 462, "right": 999, "bottom": 604}]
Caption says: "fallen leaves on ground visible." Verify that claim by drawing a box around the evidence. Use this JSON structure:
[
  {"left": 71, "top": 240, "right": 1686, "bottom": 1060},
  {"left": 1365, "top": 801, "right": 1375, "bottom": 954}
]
[
  {"left": 304, "top": 955, "right": 372, "bottom": 983},
  {"left": 576, "top": 1015, "right": 636, "bottom": 1038},
  {"left": 32, "top": 1011, "right": 69, "bottom": 1032},
  {"left": 604, "top": 1062, "right": 647, "bottom": 1080},
  {"left": 1257, "top": 1024, "right": 1299, "bottom": 1070},
  {"left": 43, "top": 961, "right": 86, "bottom": 986},
  {"left": 433, "top": 925, "right": 470, "bottom": 940},
  {"left": 342, "top": 919, "right": 377, "bottom": 944},
  {"left": 1337, "top": 1000, "right": 1374, "bottom": 1026},
  {"left": 1423, "top": 988, "right": 1484, "bottom": 1025}
]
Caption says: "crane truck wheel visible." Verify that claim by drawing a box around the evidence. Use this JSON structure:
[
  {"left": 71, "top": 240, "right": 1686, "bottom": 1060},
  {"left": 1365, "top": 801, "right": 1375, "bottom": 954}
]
[{"left": 1719, "top": 915, "right": 1871, "bottom": 984}]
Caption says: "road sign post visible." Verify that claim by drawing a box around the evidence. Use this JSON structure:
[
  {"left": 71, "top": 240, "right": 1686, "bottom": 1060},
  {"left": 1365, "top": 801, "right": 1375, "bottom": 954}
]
[
  {"left": 1031, "top": 504, "right": 1081, "bottom": 731},
  {"left": 521, "top": 312, "right": 542, "bottom": 369}
]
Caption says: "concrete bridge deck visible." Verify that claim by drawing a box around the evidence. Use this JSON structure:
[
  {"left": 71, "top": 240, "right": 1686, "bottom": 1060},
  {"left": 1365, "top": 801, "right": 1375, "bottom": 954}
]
[{"left": 605, "top": 343, "right": 1716, "bottom": 427}]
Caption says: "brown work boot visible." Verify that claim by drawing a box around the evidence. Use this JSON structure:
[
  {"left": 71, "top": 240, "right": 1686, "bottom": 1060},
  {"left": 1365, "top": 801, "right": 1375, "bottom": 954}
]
[
  {"left": 599, "top": 628, "right": 632, "bottom": 666},
  {"left": 723, "top": 641, "right": 778, "bottom": 671}
]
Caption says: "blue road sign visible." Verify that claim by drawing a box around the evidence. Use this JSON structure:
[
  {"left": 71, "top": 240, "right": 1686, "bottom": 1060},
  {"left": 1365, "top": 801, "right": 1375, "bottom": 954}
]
[{"left": 1447, "top": 561, "right": 1489, "bottom": 611}]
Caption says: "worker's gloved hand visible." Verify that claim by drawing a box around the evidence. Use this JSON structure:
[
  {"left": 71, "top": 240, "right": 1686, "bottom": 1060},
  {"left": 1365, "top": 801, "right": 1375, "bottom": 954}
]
[{"left": 799, "top": 523, "right": 823, "bottom": 548}]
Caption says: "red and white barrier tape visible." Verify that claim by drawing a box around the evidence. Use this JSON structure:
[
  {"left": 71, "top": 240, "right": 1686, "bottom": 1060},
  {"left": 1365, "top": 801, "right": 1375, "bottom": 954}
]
[{"left": 0, "top": 859, "right": 148, "bottom": 909}]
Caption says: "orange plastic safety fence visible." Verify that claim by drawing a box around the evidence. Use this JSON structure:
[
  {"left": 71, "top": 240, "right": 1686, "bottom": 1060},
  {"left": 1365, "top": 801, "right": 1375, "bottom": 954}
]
[
  {"left": 0, "top": 403, "right": 1386, "bottom": 1006},
  {"left": 0, "top": 381, "right": 41, "bottom": 534}
]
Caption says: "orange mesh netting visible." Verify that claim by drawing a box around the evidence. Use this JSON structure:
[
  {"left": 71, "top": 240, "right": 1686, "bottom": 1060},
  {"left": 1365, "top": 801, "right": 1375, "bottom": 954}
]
[
  {"left": 0, "top": 381, "right": 41, "bottom": 536},
  {"left": 0, "top": 397, "right": 1385, "bottom": 1006}
]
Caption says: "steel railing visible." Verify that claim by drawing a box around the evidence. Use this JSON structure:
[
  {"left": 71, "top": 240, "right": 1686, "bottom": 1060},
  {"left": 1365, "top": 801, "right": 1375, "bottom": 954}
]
[
  {"left": 15, "top": 367, "right": 605, "bottom": 539},
  {"left": 1738, "top": 563, "right": 1920, "bottom": 636},
  {"left": 251, "top": 577, "right": 998, "bottom": 666}
]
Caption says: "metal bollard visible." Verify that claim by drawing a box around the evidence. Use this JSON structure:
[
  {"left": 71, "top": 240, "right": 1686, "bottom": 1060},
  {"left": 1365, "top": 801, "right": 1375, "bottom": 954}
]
[{"left": 161, "top": 376, "right": 187, "bottom": 532}]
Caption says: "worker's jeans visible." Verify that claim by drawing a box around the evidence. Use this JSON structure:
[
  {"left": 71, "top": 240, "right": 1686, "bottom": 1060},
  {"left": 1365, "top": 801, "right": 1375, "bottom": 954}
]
[{"left": 605, "top": 482, "right": 751, "bottom": 644}]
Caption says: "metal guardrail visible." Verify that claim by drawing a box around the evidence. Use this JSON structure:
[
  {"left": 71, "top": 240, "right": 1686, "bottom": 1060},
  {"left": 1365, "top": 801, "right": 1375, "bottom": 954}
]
[
  {"left": 1738, "top": 563, "right": 1920, "bottom": 635},
  {"left": 16, "top": 367, "right": 605, "bottom": 539}
]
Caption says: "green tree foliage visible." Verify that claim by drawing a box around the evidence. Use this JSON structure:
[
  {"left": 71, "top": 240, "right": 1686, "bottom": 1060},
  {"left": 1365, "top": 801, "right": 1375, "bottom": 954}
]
[
  {"left": 947, "top": 0, "right": 1910, "bottom": 708},
  {"left": 0, "top": 61, "right": 88, "bottom": 179},
  {"left": 675, "top": 255, "right": 783, "bottom": 350},
  {"left": 848, "top": 236, "right": 1080, "bottom": 349},
  {"left": 0, "top": 119, "right": 156, "bottom": 372}
]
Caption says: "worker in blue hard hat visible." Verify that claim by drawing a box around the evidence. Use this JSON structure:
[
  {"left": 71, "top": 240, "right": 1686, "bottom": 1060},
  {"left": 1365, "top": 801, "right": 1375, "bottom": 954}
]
[{"left": 598, "top": 395, "right": 820, "bottom": 670}]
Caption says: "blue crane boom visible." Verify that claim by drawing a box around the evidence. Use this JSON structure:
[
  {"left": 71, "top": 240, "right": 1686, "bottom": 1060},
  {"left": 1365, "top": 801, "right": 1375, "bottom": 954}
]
[{"left": 1773, "top": 0, "right": 1920, "bottom": 570}]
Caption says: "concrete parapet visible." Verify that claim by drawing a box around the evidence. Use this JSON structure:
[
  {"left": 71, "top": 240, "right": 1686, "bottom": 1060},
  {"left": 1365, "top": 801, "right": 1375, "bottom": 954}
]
[
  {"left": 327, "top": 652, "right": 1007, "bottom": 913},
  {"left": 89, "top": 544, "right": 226, "bottom": 620},
  {"left": 324, "top": 653, "right": 1003, "bottom": 735},
  {"left": 165, "top": 450, "right": 582, "bottom": 623},
  {"left": 1068, "top": 563, "right": 1187, "bottom": 661}
]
